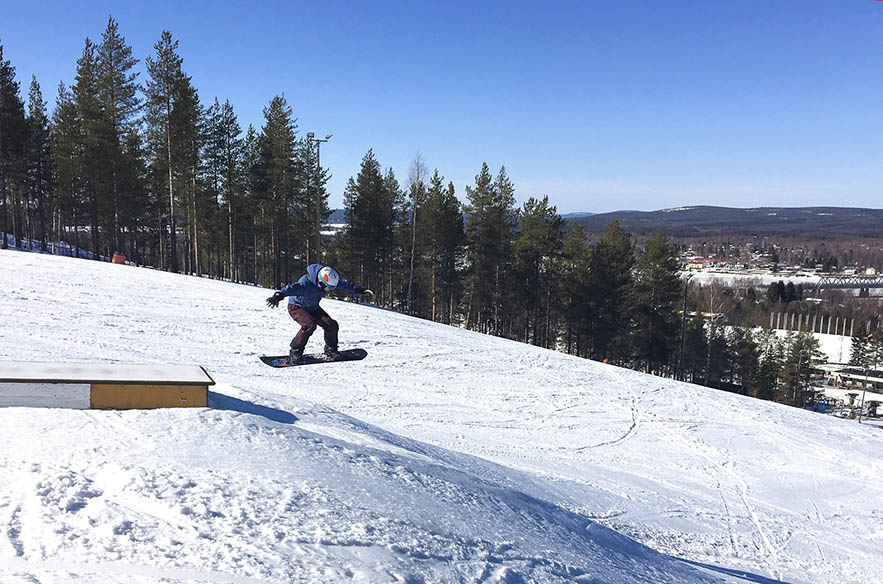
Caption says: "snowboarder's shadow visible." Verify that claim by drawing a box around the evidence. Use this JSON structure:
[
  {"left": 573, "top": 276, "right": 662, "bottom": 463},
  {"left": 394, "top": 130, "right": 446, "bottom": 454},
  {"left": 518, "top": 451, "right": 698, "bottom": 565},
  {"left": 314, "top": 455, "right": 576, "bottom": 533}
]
[{"left": 208, "top": 392, "right": 297, "bottom": 424}]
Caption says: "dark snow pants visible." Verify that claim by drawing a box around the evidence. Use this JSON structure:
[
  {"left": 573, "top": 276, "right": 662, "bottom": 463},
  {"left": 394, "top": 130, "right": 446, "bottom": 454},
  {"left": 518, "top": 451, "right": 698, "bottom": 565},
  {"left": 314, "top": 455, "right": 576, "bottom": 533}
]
[{"left": 288, "top": 305, "right": 338, "bottom": 351}]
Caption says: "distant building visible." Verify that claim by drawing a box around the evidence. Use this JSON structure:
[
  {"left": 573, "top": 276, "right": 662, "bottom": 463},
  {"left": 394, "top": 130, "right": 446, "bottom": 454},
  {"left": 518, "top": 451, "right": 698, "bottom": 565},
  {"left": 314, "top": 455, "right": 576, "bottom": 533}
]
[
  {"left": 686, "top": 258, "right": 715, "bottom": 271},
  {"left": 817, "top": 364, "right": 883, "bottom": 392}
]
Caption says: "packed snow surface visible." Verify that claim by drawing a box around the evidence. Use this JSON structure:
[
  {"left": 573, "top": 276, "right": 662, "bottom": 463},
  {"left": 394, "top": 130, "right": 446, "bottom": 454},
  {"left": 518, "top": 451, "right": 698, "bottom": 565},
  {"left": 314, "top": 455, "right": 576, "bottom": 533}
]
[{"left": 1, "top": 249, "right": 881, "bottom": 584}]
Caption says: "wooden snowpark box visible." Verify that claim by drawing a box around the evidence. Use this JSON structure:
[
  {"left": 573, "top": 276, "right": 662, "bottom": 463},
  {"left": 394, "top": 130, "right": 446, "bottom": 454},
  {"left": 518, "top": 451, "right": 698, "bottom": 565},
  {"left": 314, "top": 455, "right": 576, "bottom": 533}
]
[{"left": 0, "top": 362, "right": 215, "bottom": 409}]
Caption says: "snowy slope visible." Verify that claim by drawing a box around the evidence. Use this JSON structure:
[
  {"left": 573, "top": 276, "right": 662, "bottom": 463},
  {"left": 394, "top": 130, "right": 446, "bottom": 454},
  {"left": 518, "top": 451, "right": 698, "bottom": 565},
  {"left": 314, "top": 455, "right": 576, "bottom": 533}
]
[{"left": 1, "top": 249, "right": 881, "bottom": 584}]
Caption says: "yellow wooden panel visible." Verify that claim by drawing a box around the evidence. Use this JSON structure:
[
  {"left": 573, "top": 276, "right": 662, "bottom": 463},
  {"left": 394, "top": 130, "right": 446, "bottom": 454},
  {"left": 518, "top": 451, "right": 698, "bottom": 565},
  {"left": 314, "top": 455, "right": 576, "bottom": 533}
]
[{"left": 90, "top": 384, "right": 208, "bottom": 409}]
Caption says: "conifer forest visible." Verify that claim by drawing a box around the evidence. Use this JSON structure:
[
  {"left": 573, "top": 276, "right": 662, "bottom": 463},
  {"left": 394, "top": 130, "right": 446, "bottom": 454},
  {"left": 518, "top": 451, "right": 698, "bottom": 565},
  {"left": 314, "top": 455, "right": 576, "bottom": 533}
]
[{"left": 2, "top": 18, "right": 879, "bottom": 407}]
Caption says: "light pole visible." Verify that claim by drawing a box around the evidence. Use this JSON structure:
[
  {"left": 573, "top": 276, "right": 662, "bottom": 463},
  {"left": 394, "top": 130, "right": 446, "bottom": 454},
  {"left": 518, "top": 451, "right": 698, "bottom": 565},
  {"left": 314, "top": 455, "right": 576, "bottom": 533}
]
[{"left": 306, "top": 132, "right": 332, "bottom": 262}]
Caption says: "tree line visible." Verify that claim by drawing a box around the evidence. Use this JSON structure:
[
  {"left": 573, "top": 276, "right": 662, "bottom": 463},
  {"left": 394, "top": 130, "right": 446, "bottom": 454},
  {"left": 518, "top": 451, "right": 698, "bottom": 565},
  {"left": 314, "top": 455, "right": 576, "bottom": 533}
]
[
  {"left": 851, "top": 330, "right": 883, "bottom": 370},
  {"left": 326, "top": 149, "right": 692, "bottom": 375},
  {"left": 332, "top": 150, "right": 831, "bottom": 408},
  {"left": 1, "top": 20, "right": 329, "bottom": 287},
  {"left": 1, "top": 20, "right": 829, "bottom": 409}
]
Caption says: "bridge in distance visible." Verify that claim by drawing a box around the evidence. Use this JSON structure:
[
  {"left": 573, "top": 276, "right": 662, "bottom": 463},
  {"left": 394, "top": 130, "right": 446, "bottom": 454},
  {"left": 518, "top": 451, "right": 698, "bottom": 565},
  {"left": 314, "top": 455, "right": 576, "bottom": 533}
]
[{"left": 812, "top": 275, "right": 883, "bottom": 297}]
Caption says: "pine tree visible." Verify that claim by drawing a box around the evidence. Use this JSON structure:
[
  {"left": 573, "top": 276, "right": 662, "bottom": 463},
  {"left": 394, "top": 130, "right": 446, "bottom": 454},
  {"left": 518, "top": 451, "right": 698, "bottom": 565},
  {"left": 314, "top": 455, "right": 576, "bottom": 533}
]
[
  {"left": 170, "top": 73, "right": 204, "bottom": 274},
  {"left": 632, "top": 232, "right": 682, "bottom": 374},
  {"left": 512, "top": 196, "right": 565, "bottom": 347},
  {"left": 730, "top": 328, "right": 760, "bottom": 394},
  {"left": 117, "top": 127, "right": 147, "bottom": 263},
  {"left": 559, "top": 224, "right": 591, "bottom": 355},
  {"left": 850, "top": 333, "right": 870, "bottom": 367},
  {"left": 781, "top": 332, "right": 824, "bottom": 407},
  {"left": 381, "top": 166, "right": 405, "bottom": 305},
  {"left": 96, "top": 16, "right": 140, "bottom": 254},
  {"left": 753, "top": 329, "right": 782, "bottom": 401},
  {"left": 72, "top": 38, "right": 103, "bottom": 258},
  {"left": 255, "top": 95, "right": 298, "bottom": 287},
  {"left": 853, "top": 328, "right": 883, "bottom": 370},
  {"left": 871, "top": 329, "right": 883, "bottom": 369},
  {"left": 405, "top": 152, "right": 428, "bottom": 314},
  {"left": 26, "top": 76, "right": 53, "bottom": 251},
  {"left": 205, "top": 99, "right": 243, "bottom": 280},
  {"left": 489, "top": 166, "right": 517, "bottom": 336},
  {"left": 294, "top": 134, "right": 329, "bottom": 266},
  {"left": 587, "top": 220, "right": 635, "bottom": 362},
  {"left": 51, "top": 82, "right": 82, "bottom": 256},
  {"left": 343, "top": 150, "right": 396, "bottom": 301},
  {"left": 145, "top": 30, "right": 185, "bottom": 272},
  {"left": 682, "top": 312, "right": 709, "bottom": 382},
  {"left": 463, "top": 163, "right": 517, "bottom": 334},
  {"left": 704, "top": 324, "right": 732, "bottom": 388},
  {"left": 784, "top": 281, "right": 797, "bottom": 303},
  {"left": 765, "top": 282, "right": 779, "bottom": 304},
  {"left": 422, "top": 172, "right": 465, "bottom": 324},
  {"left": 241, "top": 124, "right": 261, "bottom": 282},
  {"left": 463, "top": 163, "right": 493, "bottom": 331},
  {"left": 0, "top": 42, "right": 29, "bottom": 250}
]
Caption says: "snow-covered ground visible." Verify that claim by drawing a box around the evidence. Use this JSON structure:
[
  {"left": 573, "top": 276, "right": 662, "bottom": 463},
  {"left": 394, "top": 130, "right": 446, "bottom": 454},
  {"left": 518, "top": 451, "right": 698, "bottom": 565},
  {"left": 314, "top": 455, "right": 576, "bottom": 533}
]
[
  {"left": 686, "top": 272, "right": 823, "bottom": 287},
  {"left": 772, "top": 330, "right": 854, "bottom": 365},
  {"left": 1, "top": 249, "right": 882, "bottom": 584}
]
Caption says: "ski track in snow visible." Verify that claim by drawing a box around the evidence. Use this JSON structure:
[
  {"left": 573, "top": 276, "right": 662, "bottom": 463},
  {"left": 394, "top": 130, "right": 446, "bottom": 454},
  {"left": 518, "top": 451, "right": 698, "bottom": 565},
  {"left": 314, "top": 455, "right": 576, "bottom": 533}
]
[
  {"left": 573, "top": 368, "right": 640, "bottom": 451},
  {"left": 1, "top": 249, "right": 883, "bottom": 584}
]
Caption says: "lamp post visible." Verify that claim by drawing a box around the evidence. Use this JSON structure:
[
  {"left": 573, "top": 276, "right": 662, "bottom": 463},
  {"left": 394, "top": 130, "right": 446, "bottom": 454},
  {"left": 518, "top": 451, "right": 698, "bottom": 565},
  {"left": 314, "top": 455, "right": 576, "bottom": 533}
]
[{"left": 306, "top": 132, "right": 332, "bottom": 262}]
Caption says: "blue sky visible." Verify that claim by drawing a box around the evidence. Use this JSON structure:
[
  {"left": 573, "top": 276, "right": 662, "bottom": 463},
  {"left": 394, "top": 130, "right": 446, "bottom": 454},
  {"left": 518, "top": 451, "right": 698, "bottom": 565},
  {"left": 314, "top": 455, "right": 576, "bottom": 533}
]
[{"left": 3, "top": 0, "right": 882, "bottom": 213}]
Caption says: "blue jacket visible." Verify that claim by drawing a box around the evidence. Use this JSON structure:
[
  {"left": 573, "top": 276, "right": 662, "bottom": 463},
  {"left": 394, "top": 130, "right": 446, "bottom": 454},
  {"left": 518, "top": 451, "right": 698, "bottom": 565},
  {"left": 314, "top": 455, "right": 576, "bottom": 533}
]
[{"left": 279, "top": 264, "right": 361, "bottom": 311}]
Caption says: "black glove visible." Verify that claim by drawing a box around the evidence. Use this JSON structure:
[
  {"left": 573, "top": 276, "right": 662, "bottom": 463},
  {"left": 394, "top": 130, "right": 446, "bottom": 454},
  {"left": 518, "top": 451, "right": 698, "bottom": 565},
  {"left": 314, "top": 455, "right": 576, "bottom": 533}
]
[{"left": 266, "top": 291, "right": 285, "bottom": 308}]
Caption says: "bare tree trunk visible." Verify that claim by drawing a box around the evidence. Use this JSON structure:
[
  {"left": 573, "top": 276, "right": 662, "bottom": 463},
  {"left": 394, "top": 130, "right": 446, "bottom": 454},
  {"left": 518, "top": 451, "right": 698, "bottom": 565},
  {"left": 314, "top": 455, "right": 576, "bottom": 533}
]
[
  {"left": 431, "top": 260, "right": 437, "bottom": 322},
  {"left": 449, "top": 287, "right": 454, "bottom": 326},
  {"left": 253, "top": 213, "right": 259, "bottom": 285},
  {"left": 166, "top": 98, "right": 178, "bottom": 273},
  {"left": 112, "top": 169, "right": 120, "bottom": 253},
  {"left": 228, "top": 198, "right": 234, "bottom": 281},
  {"left": 72, "top": 209, "right": 80, "bottom": 258},
  {"left": 407, "top": 205, "right": 416, "bottom": 313},
  {"left": 158, "top": 213, "right": 165, "bottom": 271},
  {"left": 546, "top": 288, "right": 553, "bottom": 349},
  {"left": 191, "top": 167, "right": 199, "bottom": 275},
  {"left": 493, "top": 265, "right": 501, "bottom": 335}
]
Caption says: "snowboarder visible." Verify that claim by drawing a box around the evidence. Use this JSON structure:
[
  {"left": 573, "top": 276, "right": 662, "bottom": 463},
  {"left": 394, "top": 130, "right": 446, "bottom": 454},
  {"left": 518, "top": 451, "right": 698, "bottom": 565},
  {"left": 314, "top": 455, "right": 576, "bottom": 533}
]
[{"left": 265, "top": 264, "right": 373, "bottom": 364}]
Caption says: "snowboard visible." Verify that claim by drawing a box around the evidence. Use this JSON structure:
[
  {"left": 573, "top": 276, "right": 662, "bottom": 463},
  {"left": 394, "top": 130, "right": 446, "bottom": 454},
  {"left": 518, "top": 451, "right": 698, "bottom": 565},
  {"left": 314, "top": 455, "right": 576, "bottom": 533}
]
[{"left": 259, "top": 348, "right": 367, "bottom": 368}]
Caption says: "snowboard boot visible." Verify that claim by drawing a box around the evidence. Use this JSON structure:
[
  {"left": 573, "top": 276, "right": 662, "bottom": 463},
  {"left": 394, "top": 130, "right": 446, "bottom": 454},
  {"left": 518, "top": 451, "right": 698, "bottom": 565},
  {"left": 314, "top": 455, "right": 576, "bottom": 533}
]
[
  {"left": 323, "top": 344, "right": 341, "bottom": 361},
  {"left": 289, "top": 346, "right": 304, "bottom": 365}
]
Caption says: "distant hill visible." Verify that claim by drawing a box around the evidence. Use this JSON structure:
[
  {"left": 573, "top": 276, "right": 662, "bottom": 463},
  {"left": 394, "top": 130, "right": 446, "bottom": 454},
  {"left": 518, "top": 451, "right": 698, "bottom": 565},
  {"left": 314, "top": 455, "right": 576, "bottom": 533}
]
[
  {"left": 331, "top": 209, "right": 598, "bottom": 225},
  {"left": 328, "top": 205, "right": 882, "bottom": 240},
  {"left": 326, "top": 209, "right": 346, "bottom": 224},
  {"left": 570, "top": 206, "right": 883, "bottom": 239}
]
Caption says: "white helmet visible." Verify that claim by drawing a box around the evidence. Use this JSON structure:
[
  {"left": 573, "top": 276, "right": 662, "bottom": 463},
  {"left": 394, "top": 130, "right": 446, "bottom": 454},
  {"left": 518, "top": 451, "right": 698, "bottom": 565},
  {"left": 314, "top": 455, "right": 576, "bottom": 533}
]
[{"left": 318, "top": 266, "right": 339, "bottom": 289}]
